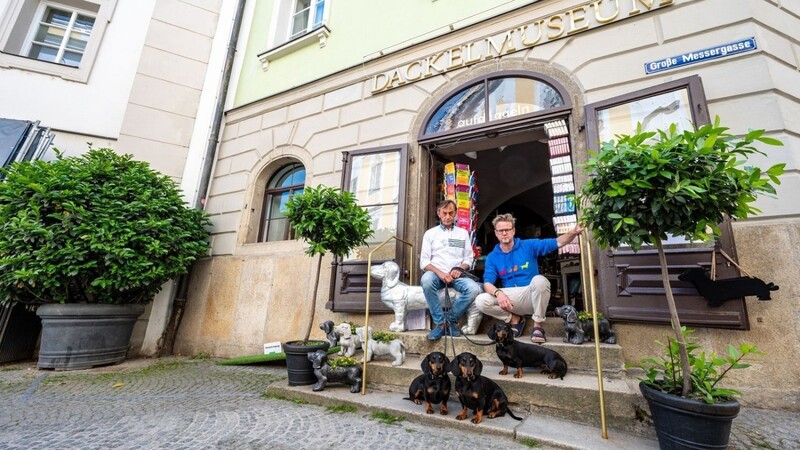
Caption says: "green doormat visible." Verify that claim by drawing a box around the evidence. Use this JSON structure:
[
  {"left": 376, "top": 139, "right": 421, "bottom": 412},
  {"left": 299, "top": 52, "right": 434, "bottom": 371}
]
[{"left": 217, "top": 346, "right": 341, "bottom": 366}]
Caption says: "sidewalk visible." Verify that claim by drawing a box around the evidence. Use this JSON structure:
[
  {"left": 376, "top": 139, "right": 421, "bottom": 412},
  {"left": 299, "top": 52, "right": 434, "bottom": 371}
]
[{"left": 1, "top": 357, "right": 797, "bottom": 449}]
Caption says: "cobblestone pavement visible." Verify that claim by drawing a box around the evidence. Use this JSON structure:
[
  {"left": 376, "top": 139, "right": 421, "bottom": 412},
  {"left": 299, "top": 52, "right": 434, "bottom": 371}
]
[
  {"left": 1, "top": 357, "right": 798, "bottom": 450},
  {"left": 0, "top": 358, "right": 554, "bottom": 450}
]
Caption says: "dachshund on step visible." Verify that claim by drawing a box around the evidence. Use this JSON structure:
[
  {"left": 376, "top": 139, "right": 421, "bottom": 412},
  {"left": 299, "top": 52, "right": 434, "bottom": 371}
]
[
  {"left": 488, "top": 321, "right": 568, "bottom": 380},
  {"left": 405, "top": 352, "right": 451, "bottom": 415},
  {"left": 449, "top": 352, "right": 523, "bottom": 424}
]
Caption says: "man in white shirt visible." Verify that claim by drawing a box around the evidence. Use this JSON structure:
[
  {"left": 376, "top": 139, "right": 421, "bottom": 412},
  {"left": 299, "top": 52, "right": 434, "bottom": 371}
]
[{"left": 420, "top": 200, "right": 482, "bottom": 340}]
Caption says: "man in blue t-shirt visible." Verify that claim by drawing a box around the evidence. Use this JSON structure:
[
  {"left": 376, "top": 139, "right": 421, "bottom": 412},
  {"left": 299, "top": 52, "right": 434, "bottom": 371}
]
[{"left": 476, "top": 213, "right": 583, "bottom": 343}]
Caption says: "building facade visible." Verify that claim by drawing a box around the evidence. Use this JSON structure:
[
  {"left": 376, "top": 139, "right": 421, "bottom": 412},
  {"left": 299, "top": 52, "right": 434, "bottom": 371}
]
[
  {"left": 173, "top": 0, "right": 798, "bottom": 410},
  {"left": 0, "top": 0, "right": 239, "bottom": 355}
]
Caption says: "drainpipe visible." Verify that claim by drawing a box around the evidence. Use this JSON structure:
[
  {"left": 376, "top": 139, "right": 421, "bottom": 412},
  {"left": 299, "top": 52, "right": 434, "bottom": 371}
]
[{"left": 158, "top": 0, "right": 247, "bottom": 356}]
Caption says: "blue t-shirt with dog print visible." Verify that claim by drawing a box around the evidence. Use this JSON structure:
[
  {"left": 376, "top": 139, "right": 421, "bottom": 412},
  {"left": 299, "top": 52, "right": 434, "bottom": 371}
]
[{"left": 483, "top": 237, "right": 558, "bottom": 288}]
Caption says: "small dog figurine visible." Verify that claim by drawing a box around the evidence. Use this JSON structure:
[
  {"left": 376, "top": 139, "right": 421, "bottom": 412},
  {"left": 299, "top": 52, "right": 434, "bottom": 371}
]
[
  {"left": 319, "top": 320, "right": 338, "bottom": 348},
  {"left": 370, "top": 261, "right": 483, "bottom": 334},
  {"left": 356, "top": 328, "right": 405, "bottom": 366},
  {"left": 488, "top": 322, "right": 567, "bottom": 379},
  {"left": 555, "top": 305, "right": 616, "bottom": 346},
  {"left": 307, "top": 350, "right": 362, "bottom": 393},
  {"left": 449, "top": 352, "right": 523, "bottom": 424},
  {"left": 679, "top": 267, "right": 779, "bottom": 307},
  {"left": 405, "top": 352, "right": 451, "bottom": 415},
  {"left": 334, "top": 323, "right": 370, "bottom": 357}
]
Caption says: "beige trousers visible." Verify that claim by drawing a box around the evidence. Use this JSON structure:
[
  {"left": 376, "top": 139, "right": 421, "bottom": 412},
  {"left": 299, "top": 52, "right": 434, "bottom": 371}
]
[{"left": 475, "top": 274, "right": 551, "bottom": 323}]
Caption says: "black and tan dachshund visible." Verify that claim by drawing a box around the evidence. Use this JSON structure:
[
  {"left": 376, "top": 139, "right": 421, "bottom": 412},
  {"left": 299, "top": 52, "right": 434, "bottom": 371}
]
[
  {"left": 449, "top": 352, "right": 523, "bottom": 424},
  {"left": 488, "top": 321, "right": 568, "bottom": 380},
  {"left": 405, "top": 352, "right": 451, "bottom": 415}
]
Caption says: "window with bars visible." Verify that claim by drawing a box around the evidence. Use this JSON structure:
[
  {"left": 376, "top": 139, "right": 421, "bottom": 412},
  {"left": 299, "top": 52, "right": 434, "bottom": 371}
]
[{"left": 259, "top": 163, "right": 306, "bottom": 242}]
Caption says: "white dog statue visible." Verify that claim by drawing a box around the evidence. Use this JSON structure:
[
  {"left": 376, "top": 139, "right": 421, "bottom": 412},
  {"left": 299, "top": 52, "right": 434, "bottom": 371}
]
[
  {"left": 356, "top": 328, "right": 406, "bottom": 366},
  {"left": 334, "top": 323, "right": 372, "bottom": 357},
  {"left": 369, "top": 261, "right": 483, "bottom": 334}
]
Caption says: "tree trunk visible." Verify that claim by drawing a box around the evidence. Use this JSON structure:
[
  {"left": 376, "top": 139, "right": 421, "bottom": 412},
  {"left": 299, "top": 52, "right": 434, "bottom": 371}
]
[
  {"left": 302, "top": 253, "right": 323, "bottom": 342},
  {"left": 654, "top": 238, "right": 692, "bottom": 397}
]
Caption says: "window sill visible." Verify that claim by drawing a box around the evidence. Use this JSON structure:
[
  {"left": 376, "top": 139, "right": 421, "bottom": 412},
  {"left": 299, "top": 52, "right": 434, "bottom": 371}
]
[
  {"left": 257, "top": 25, "right": 330, "bottom": 71},
  {"left": 0, "top": 51, "right": 88, "bottom": 83}
]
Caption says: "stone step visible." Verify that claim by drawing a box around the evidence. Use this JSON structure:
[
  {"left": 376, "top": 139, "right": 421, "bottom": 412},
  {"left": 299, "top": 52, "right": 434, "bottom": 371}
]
[
  {"left": 392, "top": 329, "right": 626, "bottom": 376},
  {"left": 363, "top": 354, "right": 651, "bottom": 435}
]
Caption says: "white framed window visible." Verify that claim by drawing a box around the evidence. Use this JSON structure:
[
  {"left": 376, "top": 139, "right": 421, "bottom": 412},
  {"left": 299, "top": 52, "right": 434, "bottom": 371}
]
[
  {"left": 257, "top": 0, "right": 330, "bottom": 70},
  {"left": 24, "top": 3, "right": 95, "bottom": 67},
  {"left": 0, "top": 0, "right": 116, "bottom": 82},
  {"left": 289, "top": 0, "right": 326, "bottom": 40}
]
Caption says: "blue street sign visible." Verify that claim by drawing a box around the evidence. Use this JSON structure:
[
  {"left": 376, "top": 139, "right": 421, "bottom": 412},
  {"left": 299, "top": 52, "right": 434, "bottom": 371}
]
[{"left": 645, "top": 37, "right": 757, "bottom": 75}]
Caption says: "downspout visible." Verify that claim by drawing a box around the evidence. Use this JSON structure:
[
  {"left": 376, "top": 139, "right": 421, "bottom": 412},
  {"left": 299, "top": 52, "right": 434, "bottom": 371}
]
[{"left": 158, "top": 0, "right": 248, "bottom": 356}]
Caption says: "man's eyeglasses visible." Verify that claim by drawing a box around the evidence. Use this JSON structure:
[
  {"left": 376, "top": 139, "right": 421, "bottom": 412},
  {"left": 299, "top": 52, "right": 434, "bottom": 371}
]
[{"left": 495, "top": 228, "right": 514, "bottom": 234}]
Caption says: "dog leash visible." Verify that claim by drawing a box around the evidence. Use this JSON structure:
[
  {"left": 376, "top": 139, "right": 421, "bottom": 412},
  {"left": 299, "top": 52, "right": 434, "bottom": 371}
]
[{"left": 440, "top": 284, "right": 495, "bottom": 352}]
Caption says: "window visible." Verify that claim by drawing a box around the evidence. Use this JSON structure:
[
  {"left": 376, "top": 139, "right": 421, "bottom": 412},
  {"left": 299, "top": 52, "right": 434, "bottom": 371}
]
[
  {"left": 289, "top": 0, "right": 326, "bottom": 40},
  {"left": 25, "top": 4, "right": 95, "bottom": 67},
  {"left": 259, "top": 163, "right": 306, "bottom": 242},
  {"left": 330, "top": 145, "right": 408, "bottom": 313},
  {"left": 257, "top": 0, "right": 330, "bottom": 70},
  {"left": 419, "top": 72, "right": 571, "bottom": 143},
  {"left": 0, "top": 0, "right": 115, "bottom": 82}
]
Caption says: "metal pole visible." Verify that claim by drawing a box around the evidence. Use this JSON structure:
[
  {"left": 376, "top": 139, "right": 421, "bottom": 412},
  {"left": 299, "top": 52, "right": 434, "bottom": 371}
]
[
  {"left": 361, "top": 235, "right": 414, "bottom": 395},
  {"left": 579, "top": 230, "right": 608, "bottom": 439}
]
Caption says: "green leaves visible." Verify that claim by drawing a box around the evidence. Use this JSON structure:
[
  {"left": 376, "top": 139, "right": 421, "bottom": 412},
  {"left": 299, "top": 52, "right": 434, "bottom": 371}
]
[
  {"left": 634, "top": 327, "right": 763, "bottom": 403},
  {"left": 0, "top": 148, "right": 211, "bottom": 305},
  {"left": 283, "top": 185, "right": 373, "bottom": 258},
  {"left": 580, "top": 117, "right": 784, "bottom": 252}
]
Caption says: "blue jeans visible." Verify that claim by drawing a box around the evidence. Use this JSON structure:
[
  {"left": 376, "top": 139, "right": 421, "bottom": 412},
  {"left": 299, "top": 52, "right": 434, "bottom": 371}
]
[{"left": 421, "top": 270, "right": 482, "bottom": 326}]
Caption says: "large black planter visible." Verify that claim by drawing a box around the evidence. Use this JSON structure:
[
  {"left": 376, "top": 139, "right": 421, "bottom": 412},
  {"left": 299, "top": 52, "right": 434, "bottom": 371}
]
[
  {"left": 36, "top": 304, "right": 145, "bottom": 370},
  {"left": 283, "top": 340, "right": 330, "bottom": 386},
  {"left": 640, "top": 381, "right": 740, "bottom": 450}
]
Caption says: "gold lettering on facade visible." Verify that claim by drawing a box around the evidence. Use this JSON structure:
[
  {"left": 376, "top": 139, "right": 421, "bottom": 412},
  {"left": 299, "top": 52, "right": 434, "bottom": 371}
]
[
  {"left": 519, "top": 21, "right": 543, "bottom": 46},
  {"left": 486, "top": 31, "right": 517, "bottom": 57},
  {"left": 567, "top": 5, "right": 590, "bottom": 34},
  {"left": 546, "top": 14, "right": 565, "bottom": 39},
  {"left": 464, "top": 41, "right": 483, "bottom": 64},
  {"left": 405, "top": 60, "right": 422, "bottom": 81},
  {"left": 591, "top": 0, "right": 619, "bottom": 23},
  {"left": 448, "top": 46, "right": 465, "bottom": 70},
  {"left": 369, "top": 0, "right": 674, "bottom": 94}
]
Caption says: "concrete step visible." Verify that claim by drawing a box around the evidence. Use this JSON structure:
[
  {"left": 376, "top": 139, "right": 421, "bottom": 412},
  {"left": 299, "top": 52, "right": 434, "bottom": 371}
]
[
  {"left": 363, "top": 353, "right": 651, "bottom": 435},
  {"left": 393, "top": 330, "right": 626, "bottom": 376},
  {"left": 267, "top": 380, "right": 658, "bottom": 450}
]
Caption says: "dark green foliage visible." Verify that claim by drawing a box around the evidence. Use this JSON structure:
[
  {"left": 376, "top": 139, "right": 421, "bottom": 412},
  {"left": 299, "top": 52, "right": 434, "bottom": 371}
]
[
  {"left": 580, "top": 118, "right": 784, "bottom": 251},
  {"left": 0, "top": 148, "right": 210, "bottom": 305},
  {"left": 634, "top": 328, "right": 762, "bottom": 404},
  {"left": 284, "top": 185, "right": 372, "bottom": 258}
]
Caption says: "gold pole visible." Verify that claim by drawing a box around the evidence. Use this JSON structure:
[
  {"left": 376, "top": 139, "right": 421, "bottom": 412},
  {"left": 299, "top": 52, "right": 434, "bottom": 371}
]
[
  {"left": 579, "top": 230, "right": 608, "bottom": 439},
  {"left": 361, "top": 235, "right": 414, "bottom": 395}
]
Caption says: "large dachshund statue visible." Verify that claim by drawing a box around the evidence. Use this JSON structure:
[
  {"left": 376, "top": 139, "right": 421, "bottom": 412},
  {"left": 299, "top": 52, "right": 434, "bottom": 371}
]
[
  {"left": 369, "top": 261, "right": 483, "bottom": 334},
  {"left": 679, "top": 267, "right": 778, "bottom": 307}
]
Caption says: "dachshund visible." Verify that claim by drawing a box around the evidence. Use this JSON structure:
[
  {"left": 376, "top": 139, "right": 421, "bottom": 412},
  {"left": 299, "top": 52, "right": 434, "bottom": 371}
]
[
  {"left": 319, "top": 320, "right": 339, "bottom": 348},
  {"left": 679, "top": 267, "right": 779, "bottom": 307},
  {"left": 369, "top": 261, "right": 483, "bottom": 334},
  {"left": 405, "top": 352, "right": 451, "bottom": 415},
  {"left": 307, "top": 350, "right": 362, "bottom": 393},
  {"left": 488, "top": 322, "right": 568, "bottom": 380},
  {"left": 448, "top": 352, "right": 523, "bottom": 424},
  {"left": 554, "top": 305, "right": 616, "bottom": 345}
]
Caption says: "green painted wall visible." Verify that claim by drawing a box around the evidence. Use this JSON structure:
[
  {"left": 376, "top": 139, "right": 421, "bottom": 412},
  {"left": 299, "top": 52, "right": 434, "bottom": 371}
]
[{"left": 234, "top": 0, "right": 539, "bottom": 107}]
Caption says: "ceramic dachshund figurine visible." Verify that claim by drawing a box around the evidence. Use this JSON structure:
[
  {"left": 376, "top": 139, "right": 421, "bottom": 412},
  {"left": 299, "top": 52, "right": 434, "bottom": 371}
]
[
  {"left": 307, "top": 349, "right": 362, "bottom": 393},
  {"left": 369, "top": 260, "right": 483, "bottom": 334},
  {"left": 554, "top": 305, "right": 616, "bottom": 345},
  {"left": 319, "top": 320, "right": 338, "bottom": 348}
]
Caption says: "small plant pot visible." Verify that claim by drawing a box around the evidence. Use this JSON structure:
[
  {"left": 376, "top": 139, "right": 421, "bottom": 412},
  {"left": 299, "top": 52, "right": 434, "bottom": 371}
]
[
  {"left": 283, "top": 340, "right": 330, "bottom": 386},
  {"left": 640, "top": 382, "right": 740, "bottom": 450}
]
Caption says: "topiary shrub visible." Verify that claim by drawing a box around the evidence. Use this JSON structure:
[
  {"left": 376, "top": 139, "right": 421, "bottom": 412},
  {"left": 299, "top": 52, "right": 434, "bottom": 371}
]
[{"left": 0, "top": 148, "right": 211, "bottom": 305}]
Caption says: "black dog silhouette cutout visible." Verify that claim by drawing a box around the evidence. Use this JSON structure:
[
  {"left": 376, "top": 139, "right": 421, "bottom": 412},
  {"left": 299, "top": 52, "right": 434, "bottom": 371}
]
[{"left": 678, "top": 268, "right": 779, "bottom": 307}]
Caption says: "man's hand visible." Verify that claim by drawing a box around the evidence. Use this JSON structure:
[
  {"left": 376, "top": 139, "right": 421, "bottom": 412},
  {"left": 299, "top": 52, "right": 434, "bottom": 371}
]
[
  {"left": 497, "top": 292, "right": 513, "bottom": 312},
  {"left": 437, "top": 269, "right": 453, "bottom": 284},
  {"left": 449, "top": 268, "right": 462, "bottom": 279}
]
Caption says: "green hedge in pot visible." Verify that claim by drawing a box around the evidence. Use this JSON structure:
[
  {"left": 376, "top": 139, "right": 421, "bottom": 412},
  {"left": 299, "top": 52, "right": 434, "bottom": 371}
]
[{"left": 0, "top": 148, "right": 210, "bottom": 306}]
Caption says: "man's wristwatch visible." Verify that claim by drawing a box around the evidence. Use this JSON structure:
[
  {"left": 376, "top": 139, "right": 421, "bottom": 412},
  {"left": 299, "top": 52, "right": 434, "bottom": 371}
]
[{"left": 493, "top": 289, "right": 503, "bottom": 298}]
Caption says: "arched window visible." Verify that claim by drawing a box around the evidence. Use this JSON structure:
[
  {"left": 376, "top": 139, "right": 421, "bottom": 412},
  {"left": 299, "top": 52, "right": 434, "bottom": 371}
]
[{"left": 259, "top": 163, "right": 306, "bottom": 242}]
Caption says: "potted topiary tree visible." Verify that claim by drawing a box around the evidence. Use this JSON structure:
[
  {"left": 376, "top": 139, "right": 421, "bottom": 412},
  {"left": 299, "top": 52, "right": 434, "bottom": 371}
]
[
  {"left": 0, "top": 148, "right": 210, "bottom": 370},
  {"left": 579, "top": 117, "right": 784, "bottom": 449},
  {"left": 282, "top": 185, "right": 372, "bottom": 386}
]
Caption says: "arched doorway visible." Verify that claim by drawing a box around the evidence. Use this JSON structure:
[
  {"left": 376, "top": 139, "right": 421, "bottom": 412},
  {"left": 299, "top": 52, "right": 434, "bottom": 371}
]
[{"left": 418, "top": 71, "right": 583, "bottom": 310}]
